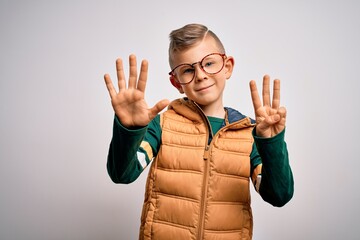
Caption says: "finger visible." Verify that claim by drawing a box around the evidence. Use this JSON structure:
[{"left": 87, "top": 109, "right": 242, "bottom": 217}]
[
  {"left": 262, "top": 75, "right": 271, "bottom": 107},
  {"left": 128, "top": 54, "right": 137, "bottom": 89},
  {"left": 272, "top": 79, "right": 281, "bottom": 109},
  {"left": 250, "top": 80, "right": 262, "bottom": 111},
  {"left": 104, "top": 74, "right": 117, "bottom": 99},
  {"left": 263, "top": 114, "right": 281, "bottom": 127},
  {"left": 148, "top": 99, "right": 170, "bottom": 118},
  {"left": 277, "top": 107, "right": 287, "bottom": 130},
  {"left": 116, "top": 58, "right": 126, "bottom": 90},
  {"left": 137, "top": 59, "right": 148, "bottom": 92},
  {"left": 277, "top": 106, "right": 287, "bottom": 119}
]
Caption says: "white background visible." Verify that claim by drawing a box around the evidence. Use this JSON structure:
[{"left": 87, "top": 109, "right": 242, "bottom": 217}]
[{"left": 1, "top": 0, "right": 359, "bottom": 239}]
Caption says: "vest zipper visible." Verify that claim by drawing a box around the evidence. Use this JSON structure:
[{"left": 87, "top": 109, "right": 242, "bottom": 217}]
[{"left": 191, "top": 101, "right": 213, "bottom": 240}]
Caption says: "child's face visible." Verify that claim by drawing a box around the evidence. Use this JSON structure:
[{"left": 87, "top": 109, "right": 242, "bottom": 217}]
[{"left": 171, "top": 36, "right": 234, "bottom": 109}]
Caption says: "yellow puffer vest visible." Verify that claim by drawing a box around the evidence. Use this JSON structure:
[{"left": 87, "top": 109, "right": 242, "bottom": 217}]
[{"left": 140, "top": 99, "right": 255, "bottom": 240}]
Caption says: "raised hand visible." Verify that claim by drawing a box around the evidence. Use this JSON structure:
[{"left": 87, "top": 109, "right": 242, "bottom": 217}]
[
  {"left": 250, "top": 75, "right": 287, "bottom": 138},
  {"left": 104, "top": 54, "right": 169, "bottom": 128}
]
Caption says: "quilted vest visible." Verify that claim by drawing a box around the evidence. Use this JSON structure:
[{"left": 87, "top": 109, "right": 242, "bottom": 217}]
[{"left": 139, "top": 99, "right": 255, "bottom": 240}]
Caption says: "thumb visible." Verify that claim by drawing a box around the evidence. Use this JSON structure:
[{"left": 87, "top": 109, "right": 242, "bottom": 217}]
[
  {"left": 149, "top": 99, "right": 170, "bottom": 118},
  {"left": 271, "top": 114, "right": 281, "bottom": 123},
  {"left": 262, "top": 114, "right": 280, "bottom": 128}
]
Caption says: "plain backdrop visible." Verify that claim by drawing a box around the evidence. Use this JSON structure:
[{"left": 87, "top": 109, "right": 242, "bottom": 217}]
[{"left": 1, "top": 0, "right": 359, "bottom": 239}]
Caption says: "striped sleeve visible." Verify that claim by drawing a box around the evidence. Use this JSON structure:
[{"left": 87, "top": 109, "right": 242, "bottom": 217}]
[
  {"left": 106, "top": 115, "right": 162, "bottom": 183},
  {"left": 137, "top": 141, "right": 154, "bottom": 170},
  {"left": 251, "top": 163, "right": 262, "bottom": 193},
  {"left": 250, "top": 142, "right": 262, "bottom": 193}
]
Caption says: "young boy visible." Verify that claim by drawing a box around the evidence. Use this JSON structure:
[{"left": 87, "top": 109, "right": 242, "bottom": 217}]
[{"left": 104, "top": 23, "right": 294, "bottom": 240}]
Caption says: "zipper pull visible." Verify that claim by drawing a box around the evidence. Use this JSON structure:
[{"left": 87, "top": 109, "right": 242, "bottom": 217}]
[{"left": 203, "top": 145, "right": 210, "bottom": 160}]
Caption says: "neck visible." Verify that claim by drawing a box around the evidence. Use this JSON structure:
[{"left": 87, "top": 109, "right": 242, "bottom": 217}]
[{"left": 198, "top": 102, "right": 225, "bottom": 118}]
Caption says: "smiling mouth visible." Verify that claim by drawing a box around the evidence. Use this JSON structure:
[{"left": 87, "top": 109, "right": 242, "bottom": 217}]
[{"left": 195, "top": 84, "right": 214, "bottom": 92}]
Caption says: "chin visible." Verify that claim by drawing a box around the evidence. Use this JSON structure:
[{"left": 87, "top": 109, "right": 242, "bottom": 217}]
[
  {"left": 195, "top": 98, "right": 217, "bottom": 107},
  {"left": 186, "top": 92, "right": 221, "bottom": 106}
]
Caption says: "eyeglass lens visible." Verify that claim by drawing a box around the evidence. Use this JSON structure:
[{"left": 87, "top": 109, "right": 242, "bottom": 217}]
[{"left": 174, "top": 53, "right": 224, "bottom": 84}]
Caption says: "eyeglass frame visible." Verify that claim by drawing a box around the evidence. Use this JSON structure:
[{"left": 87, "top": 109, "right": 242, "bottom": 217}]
[{"left": 168, "top": 53, "right": 227, "bottom": 85}]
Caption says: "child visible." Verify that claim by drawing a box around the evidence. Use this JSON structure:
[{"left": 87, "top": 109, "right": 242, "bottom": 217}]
[{"left": 104, "top": 23, "right": 294, "bottom": 240}]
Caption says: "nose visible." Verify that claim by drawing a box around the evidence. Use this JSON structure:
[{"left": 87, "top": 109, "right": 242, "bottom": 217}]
[{"left": 193, "top": 64, "right": 208, "bottom": 81}]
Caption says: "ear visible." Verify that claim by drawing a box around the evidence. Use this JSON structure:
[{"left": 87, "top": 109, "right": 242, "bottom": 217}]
[
  {"left": 169, "top": 75, "right": 184, "bottom": 94},
  {"left": 224, "top": 56, "right": 235, "bottom": 79}
]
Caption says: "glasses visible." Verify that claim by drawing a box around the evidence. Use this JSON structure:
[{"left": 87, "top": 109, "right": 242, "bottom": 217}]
[{"left": 169, "top": 53, "right": 226, "bottom": 85}]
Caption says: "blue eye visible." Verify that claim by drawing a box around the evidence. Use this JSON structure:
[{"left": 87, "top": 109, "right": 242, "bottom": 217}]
[
  {"left": 182, "top": 68, "right": 194, "bottom": 74},
  {"left": 204, "top": 61, "right": 214, "bottom": 68}
]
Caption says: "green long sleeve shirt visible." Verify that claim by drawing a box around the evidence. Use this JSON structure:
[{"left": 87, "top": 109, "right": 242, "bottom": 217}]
[{"left": 107, "top": 113, "right": 294, "bottom": 207}]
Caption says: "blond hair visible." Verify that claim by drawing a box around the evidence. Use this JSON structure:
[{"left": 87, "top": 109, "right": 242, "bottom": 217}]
[{"left": 168, "top": 23, "right": 226, "bottom": 67}]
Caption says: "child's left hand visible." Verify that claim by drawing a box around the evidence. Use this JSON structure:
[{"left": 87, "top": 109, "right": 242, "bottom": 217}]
[{"left": 249, "top": 75, "right": 287, "bottom": 138}]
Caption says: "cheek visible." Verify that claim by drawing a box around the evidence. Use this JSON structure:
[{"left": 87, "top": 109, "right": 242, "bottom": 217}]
[
  {"left": 216, "top": 75, "right": 227, "bottom": 87},
  {"left": 222, "top": 70, "right": 230, "bottom": 79},
  {"left": 181, "top": 85, "right": 193, "bottom": 95}
]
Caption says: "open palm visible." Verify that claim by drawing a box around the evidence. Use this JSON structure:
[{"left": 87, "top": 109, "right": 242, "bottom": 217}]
[{"left": 104, "top": 55, "right": 169, "bottom": 128}]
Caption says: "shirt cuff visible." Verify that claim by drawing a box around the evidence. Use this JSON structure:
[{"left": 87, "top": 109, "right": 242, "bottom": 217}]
[
  {"left": 114, "top": 115, "right": 147, "bottom": 135},
  {"left": 252, "top": 127, "right": 286, "bottom": 144}
]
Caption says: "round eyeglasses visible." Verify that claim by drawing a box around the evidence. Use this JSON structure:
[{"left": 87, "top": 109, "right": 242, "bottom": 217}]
[{"left": 169, "top": 53, "right": 226, "bottom": 85}]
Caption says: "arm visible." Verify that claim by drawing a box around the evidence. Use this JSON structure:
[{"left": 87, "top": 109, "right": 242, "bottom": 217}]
[
  {"left": 103, "top": 55, "right": 168, "bottom": 182},
  {"left": 107, "top": 116, "right": 148, "bottom": 183},
  {"left": 251, "top": 129, "right": 294, "bottom": 207},
  {"left": 249, "top": 75, "right": 293, "bottom": 206},
  {"left": 107, "top": 115, "right": 162, "bottom": 183}
]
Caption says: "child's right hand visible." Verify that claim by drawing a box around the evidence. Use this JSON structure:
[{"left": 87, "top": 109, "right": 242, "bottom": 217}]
[{"left": 104, "top": 54, "right": 169, "bottom": 128}]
